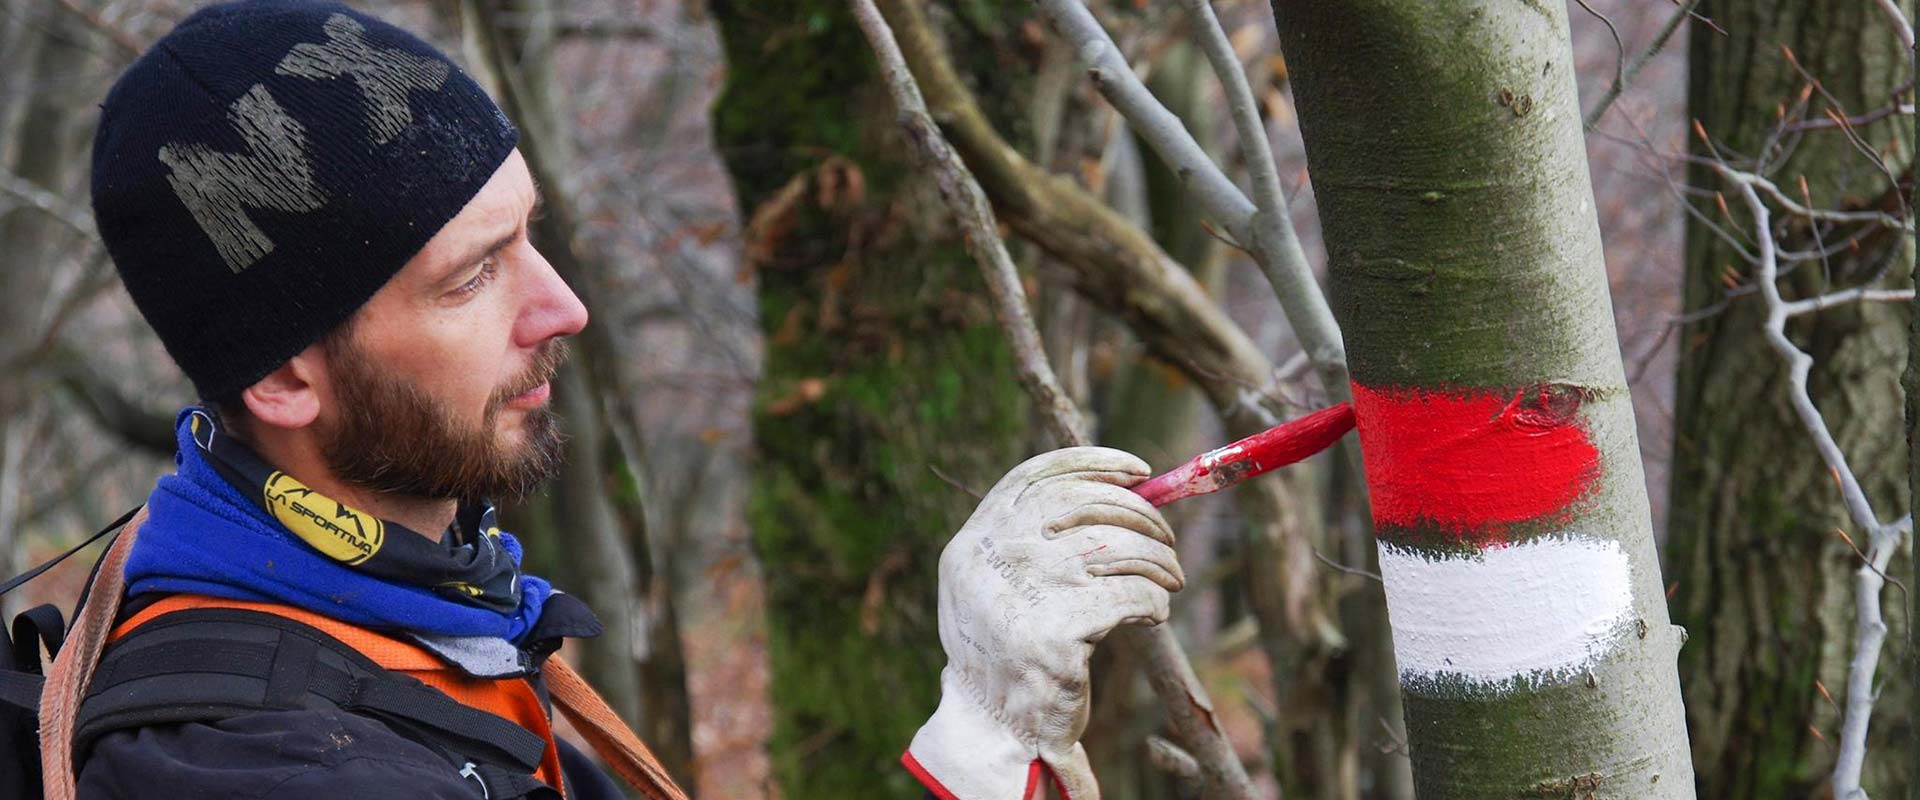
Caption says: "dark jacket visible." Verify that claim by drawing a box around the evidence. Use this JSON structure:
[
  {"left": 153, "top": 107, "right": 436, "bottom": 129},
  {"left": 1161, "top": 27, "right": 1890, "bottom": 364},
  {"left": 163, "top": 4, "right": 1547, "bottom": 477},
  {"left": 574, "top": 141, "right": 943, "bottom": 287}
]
[
  {"left": 77, "top": 709, "right": 623, "bottom": 800},
  {"left": 72, "top": 593, "right": 625, "bottom": 800}
]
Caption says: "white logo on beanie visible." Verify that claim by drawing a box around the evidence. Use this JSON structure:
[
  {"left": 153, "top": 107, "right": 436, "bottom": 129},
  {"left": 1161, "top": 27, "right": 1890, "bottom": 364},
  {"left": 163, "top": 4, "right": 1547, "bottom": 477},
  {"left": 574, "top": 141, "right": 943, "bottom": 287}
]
[
  {"left": 160, "top": 13, "right": 452, "bottom": 273},
  {"left": 159, "top": 84, "right": 327, "bottom": 273},
  {"left": 275, "top": 14, "right": 450, "bottom": 146}
]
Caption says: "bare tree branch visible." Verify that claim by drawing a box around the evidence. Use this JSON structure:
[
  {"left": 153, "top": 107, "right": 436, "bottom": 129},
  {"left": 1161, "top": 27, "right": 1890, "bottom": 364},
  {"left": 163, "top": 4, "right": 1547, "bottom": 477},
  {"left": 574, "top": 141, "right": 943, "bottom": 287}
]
[
  {"left": 851, "top": 3, "right": 1086, "bottom": 444},
  {"left": 1038, "top": 0, "right": 1349, "bottom": 392},
  {"left": 1782, "top": 286, "right": 1914, "bottom": 316},
  {"left": 1582, "top": 0, "right": 1700, "bottom": 130},
  {"left": 1037, "top": 0, "right": 1252, "bottom": 238},
  {"left": 1712, "top": 161, "right": 1910, "bottom": 800},
  {"left": 0, "top": 168, "right": 96, "bottom": 239},
  {"left": 851, "top": 3, "right": 1259, "bottom": 796},
  {"left": 1179, "top": 0, "right": 1282, "bottom": 226},
  {"left": 1874, "top": 0, "right": 1915, "bottom": 52},
  {"left": 1785, "top": 103, "right": 1914, "bottom": 133},
  {"left": 1571, "top": 0, "right": 1626, "bottom": 122}
]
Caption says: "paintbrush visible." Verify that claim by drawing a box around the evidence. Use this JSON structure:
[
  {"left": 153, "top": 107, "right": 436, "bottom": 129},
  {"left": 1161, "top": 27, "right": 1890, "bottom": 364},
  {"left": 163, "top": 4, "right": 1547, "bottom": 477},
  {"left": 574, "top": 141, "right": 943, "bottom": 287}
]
[{"left": 1132, "top": 403, "right": 1356, "bottom": 507}]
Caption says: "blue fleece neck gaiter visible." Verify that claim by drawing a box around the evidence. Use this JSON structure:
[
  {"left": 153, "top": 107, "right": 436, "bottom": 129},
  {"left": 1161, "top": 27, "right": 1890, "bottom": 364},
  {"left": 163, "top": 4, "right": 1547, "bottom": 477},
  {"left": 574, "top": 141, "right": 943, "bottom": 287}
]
[{"left": 122, "top": 408, "right": 550, "bottom": 642}]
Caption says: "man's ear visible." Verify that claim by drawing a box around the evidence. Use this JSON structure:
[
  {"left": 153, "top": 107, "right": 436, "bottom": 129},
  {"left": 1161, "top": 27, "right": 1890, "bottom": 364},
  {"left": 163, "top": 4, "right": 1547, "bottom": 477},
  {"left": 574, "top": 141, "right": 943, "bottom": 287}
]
[{"left": 240, "top": 342, "right": 325, "bottom": 430}]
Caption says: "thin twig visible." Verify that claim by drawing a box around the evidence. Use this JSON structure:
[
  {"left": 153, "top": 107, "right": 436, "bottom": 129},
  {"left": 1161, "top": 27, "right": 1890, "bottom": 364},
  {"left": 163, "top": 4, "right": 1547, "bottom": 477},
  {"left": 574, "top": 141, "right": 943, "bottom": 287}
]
[
  {"left": 850, "top": 4, "right": 1258, "bottom": 797},
  {"left": 1777, "top": 47, "right": 1908, "bottom": 217},
  {"left": 1786, "top": 103, "right": 1915, "bottom": 133},
  {"left": 1572, "top": 0, "right": 1626, "bottom": 123},
  {"left": 925, "top": 463, "right": 984, "bottom": 501},
  {"left": 1145, "top": 735, "right": 1202, "bottom": 784},
  {"left": 1583, "top": 0, "right": 1700, "bottom": 130},
  {"left": 1181, "top": 0, "right": 1347, "bottom": 392},
  {"left": 1313, "top": 548, "right": 1382, "bottom": 583}
]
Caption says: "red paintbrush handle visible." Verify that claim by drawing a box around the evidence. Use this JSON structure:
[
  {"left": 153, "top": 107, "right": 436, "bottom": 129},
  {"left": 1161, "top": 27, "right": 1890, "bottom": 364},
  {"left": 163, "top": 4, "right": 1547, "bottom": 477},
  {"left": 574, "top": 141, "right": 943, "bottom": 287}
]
[{"left": 1132, "top": 402, "right": 1356, "bottom": 507}]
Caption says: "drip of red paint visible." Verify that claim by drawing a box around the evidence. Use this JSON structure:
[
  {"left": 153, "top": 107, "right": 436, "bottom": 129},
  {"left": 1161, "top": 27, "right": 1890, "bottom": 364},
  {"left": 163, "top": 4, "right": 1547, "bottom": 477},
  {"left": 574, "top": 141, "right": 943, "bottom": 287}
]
[{"left": 1349, "top": 383, "right": 1600, "bottom": 541}]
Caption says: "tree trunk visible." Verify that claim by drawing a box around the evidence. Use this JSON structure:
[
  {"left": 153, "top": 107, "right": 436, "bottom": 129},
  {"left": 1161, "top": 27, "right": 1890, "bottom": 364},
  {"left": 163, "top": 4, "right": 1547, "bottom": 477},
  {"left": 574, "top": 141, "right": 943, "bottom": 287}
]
[
  {"left": 1908, "top": 152, "right": 1919, "bottom": 800},
  {"left": 1270, "top": 1, "right": 1695, "bottom": 797},
  {"left": 711, "top": 3, "right": 1034, "bottom": 796},
  {"left": 548, "top": 361, "right": 645, "bottom": 720},
  {"left": 458, "top": 0, "right": 699, "bottom": 782},
  {"left": 1669, "top": 2, "right": 1914, "bottom": 797}
]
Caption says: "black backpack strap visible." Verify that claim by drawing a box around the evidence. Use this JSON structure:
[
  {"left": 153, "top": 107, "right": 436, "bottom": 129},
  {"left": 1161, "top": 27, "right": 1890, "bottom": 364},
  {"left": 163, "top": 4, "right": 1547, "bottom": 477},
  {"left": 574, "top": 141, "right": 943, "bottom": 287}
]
[
  {"left": 0, "top": 670, "right": 41, "bottom": 711},
  {"left": 0, "top": 506, "right": 141, "bottom": 599},
  {"left": 13, "top": 604, "right": 66, "bottom": 668},
  {"left": 0, "top": 603, "right": 66, "bottom": 712},
  {"left": 74, "top": 607, "right": 550, "bottom": 777}
]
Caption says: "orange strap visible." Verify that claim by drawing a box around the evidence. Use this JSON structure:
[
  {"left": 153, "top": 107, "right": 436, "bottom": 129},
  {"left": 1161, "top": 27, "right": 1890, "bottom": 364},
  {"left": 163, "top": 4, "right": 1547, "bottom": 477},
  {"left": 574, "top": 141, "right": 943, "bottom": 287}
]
[
  {"left": 545, "top": 658, "right": 690, "bottom": 800},
  {"left": 109, "top": 593, "right": 572, "bottom": 792},
  {"left": 40, "top": 507, "right": 146, "bottom": 800}
]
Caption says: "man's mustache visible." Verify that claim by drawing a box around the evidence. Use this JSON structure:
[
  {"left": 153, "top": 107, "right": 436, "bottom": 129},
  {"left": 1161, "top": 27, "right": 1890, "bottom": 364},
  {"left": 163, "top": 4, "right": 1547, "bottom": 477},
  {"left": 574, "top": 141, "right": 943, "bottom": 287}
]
[{"left": 490, "top": 339, "right": 570, "bottom": 409}]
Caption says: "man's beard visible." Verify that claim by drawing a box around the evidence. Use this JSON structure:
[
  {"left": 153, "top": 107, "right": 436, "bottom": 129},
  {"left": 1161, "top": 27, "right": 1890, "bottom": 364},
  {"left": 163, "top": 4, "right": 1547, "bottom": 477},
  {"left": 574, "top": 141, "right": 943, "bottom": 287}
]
[{"left": 318, "top": 337, "right": 569, "bottom": 506}]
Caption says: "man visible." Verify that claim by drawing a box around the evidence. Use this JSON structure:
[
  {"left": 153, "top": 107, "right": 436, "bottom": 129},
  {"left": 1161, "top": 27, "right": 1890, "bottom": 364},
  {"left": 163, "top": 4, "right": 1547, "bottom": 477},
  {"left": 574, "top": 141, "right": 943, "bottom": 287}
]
[{"left": 63, "top": 1, "right": 1184, "bottom": 798}]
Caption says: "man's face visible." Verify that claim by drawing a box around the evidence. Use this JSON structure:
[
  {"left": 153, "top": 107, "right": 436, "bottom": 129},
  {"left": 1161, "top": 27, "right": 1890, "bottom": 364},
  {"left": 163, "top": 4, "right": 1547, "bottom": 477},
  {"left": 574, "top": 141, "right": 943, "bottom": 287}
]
[{"left": 311, "top": 150, "right": 588, "bottom": 504}]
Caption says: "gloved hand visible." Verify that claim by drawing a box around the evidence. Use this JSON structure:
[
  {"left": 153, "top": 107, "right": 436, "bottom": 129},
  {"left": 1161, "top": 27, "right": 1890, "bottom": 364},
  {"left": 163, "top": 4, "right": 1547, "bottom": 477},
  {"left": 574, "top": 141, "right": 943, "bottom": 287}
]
[{"left": 903, "top": 447, "right": 1185, "bottom": 800}]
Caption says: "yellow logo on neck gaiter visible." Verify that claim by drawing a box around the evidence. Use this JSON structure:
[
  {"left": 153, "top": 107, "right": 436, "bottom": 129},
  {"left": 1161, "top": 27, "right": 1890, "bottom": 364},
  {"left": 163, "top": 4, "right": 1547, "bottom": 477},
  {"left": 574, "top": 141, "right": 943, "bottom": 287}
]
[{"left": 262, "top": 471, "right": 384, "bottom": 565}]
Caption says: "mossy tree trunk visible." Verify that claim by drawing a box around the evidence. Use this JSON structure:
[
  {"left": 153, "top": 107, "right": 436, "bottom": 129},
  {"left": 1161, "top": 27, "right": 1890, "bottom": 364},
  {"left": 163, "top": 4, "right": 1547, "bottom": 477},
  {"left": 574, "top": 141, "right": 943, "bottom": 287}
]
[
  {"left": 711, "top": 3, "right": 1034, "bottom": 796},
  {"left": 1271, "top": 1, "right": 1695, "bottom": 797},
  {"left": 1668, "top": 3, "right": 1914, "bottom": 798}
]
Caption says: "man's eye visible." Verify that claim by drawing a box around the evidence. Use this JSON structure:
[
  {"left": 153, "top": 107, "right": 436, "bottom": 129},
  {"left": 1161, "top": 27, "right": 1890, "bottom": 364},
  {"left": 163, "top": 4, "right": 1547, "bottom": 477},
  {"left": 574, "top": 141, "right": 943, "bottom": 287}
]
[{"left": 453, "top": 257, "right": 500, "bottom": 296}]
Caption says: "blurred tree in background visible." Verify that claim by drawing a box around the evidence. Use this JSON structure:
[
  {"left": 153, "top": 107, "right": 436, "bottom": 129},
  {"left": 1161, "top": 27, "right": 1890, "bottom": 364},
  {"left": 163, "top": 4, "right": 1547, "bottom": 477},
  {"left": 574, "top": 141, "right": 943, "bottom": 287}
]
[{"left": 710, "top": 1, "right": 1032, "bottom": 795}]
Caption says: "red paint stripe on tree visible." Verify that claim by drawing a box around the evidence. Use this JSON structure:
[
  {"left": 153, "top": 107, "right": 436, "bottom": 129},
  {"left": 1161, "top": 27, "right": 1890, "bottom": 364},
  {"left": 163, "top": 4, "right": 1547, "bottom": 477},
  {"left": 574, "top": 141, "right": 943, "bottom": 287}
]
[{"left": 1350, "top": 383, "right": 1600, "bottom": 540}]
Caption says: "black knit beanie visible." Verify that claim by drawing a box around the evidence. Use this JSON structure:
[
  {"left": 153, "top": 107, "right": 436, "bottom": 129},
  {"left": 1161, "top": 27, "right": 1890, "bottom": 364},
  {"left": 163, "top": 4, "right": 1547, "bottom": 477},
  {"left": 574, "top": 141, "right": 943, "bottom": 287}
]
[{"left": 92, "top": 0, "right": 518, "bottom": 400}]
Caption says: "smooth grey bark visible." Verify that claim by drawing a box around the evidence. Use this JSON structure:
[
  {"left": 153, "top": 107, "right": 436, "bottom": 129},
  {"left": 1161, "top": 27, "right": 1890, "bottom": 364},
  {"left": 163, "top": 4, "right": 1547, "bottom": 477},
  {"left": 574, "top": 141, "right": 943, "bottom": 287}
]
[{"left": 1270, "top": 1, "right": 1695, "bottom": 796}]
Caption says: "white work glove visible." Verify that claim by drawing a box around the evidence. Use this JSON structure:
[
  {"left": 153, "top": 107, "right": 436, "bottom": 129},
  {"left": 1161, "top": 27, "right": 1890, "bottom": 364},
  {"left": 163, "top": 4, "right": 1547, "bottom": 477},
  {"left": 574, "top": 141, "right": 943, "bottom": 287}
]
[{"left": 903, "top": 447, "right": 1185, "bottom": 800}]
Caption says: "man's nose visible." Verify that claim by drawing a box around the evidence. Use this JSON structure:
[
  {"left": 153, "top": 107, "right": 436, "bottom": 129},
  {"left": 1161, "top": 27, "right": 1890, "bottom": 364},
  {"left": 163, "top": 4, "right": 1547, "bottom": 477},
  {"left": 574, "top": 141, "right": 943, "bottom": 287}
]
[{"left": 515, "top": 244, "right": 589, "bottom": 346}]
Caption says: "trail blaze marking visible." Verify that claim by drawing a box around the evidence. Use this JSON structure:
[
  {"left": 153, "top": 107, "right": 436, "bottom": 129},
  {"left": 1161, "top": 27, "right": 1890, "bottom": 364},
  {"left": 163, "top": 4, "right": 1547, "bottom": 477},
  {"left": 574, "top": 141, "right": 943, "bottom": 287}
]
[
  {"left": 1377, "top": 536, "right": 1634, "bottom": 688},
  {"left": 1350, "top": 383, "right": 1600, "bottom": 539}
]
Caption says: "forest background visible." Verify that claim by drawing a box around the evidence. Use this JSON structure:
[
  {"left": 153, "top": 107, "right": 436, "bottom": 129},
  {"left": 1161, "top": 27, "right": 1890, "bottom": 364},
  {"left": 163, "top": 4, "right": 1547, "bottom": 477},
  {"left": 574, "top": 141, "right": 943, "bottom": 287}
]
[{"left": 0, "top": 0, "right": 1911, "bottom": 798}]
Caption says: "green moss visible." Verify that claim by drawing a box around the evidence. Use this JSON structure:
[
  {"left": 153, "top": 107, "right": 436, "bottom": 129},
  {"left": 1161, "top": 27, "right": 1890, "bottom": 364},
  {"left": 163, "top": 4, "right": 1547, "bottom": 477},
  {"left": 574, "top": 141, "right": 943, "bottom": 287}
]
[{"left": 713, "top": 3, "right": 1036, "bottom": 795}]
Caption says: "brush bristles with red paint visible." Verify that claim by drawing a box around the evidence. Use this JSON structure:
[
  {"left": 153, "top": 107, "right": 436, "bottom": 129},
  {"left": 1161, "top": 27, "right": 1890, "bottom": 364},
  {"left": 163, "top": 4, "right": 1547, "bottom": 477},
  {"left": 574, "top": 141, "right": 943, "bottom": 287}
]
[{"left": 1132, "top": 403, "right": 1356, "bottom": 507}]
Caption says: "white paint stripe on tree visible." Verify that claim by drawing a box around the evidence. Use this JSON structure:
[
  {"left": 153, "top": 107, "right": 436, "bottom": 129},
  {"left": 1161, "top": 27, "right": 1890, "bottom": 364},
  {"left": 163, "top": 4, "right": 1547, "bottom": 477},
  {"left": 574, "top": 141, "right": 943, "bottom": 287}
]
[{"left": 1378, "top": 536, "right": 1634, "bottom": 689}]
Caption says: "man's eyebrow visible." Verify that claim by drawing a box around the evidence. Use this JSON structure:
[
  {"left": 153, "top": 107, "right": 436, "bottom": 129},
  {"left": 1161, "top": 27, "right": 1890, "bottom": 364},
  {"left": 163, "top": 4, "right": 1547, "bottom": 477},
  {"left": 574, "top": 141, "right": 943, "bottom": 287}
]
[
  {"left": 439, "top": 226, "right": 518, "bottom": 284},
  {"left": 435, "top": 185, "right": 542, "bottom": 285}
]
